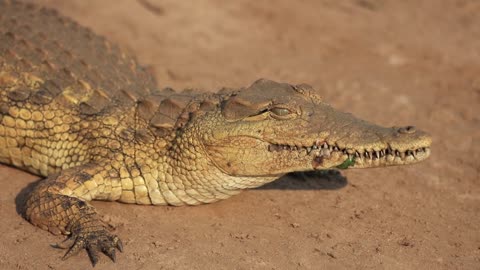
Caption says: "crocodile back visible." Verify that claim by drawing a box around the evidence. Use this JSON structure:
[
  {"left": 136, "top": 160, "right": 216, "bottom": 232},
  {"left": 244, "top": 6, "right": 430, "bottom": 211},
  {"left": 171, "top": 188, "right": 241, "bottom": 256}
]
[
  {"left": 0, "top": 1, "right": 158, "bottom": 175},
  {"left": 0, "top": 0, "right": 156, "bottom": 113}
]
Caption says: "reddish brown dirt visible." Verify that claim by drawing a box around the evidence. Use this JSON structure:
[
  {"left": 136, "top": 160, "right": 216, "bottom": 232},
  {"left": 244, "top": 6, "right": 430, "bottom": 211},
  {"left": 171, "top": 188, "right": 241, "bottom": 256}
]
[{"left": 1, "top": 1, "right": 479, "bottom": 269}]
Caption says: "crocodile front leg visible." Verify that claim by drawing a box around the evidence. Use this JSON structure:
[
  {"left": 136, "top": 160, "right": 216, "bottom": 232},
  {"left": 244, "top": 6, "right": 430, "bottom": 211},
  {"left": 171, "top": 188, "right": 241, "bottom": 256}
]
[{"left": 24, "top": 163, "right": 124, "bottom": 266}]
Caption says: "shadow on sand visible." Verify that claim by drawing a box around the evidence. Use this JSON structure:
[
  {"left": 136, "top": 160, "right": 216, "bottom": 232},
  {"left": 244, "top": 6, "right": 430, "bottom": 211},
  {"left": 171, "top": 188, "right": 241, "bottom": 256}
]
[{"left": 257, "top": 170, "right": 348, "bottom": 191}]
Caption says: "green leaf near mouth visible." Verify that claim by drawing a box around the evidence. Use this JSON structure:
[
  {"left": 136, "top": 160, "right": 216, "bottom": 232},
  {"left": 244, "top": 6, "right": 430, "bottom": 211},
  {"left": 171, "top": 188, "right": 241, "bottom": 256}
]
[{"left": 336, "top": 156, "right": 356, "bottom": 169}]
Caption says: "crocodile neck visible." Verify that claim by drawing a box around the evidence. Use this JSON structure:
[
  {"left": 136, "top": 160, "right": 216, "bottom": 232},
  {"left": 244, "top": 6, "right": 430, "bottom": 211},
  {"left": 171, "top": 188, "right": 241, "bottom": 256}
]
[{"left": 130, "top": 114, "right": 277, "bottom": 206}]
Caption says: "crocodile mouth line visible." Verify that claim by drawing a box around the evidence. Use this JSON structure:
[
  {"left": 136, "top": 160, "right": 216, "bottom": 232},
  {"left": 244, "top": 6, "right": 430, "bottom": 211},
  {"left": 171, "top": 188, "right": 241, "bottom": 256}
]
[{"left": 267, "top": 140, "right": 431, "bottom": 164}]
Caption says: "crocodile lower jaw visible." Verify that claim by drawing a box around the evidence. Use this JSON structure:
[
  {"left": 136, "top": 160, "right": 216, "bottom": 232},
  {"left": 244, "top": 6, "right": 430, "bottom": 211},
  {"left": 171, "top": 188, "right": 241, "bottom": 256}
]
[{"left": 267, "top": 141, "right": 431, "bottom": 168}]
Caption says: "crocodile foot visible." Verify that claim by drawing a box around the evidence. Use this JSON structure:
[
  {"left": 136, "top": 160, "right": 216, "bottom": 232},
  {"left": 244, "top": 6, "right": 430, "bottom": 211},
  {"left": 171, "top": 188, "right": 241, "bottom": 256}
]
[{"left": 54, "top": 224, "right": 123, "bottom": 266}]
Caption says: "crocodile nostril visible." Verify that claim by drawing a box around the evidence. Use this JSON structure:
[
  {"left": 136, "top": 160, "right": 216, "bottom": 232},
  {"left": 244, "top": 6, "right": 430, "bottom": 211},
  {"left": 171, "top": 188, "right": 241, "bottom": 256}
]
[{"left": 398, "top": 126, "right": 416, "bottom": 134}]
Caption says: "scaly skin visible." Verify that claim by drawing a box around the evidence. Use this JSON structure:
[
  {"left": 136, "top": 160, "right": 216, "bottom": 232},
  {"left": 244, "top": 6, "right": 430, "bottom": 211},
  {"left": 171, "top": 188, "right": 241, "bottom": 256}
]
[{"left": 0, "top": 1, "right": 432, "bottom": 266}]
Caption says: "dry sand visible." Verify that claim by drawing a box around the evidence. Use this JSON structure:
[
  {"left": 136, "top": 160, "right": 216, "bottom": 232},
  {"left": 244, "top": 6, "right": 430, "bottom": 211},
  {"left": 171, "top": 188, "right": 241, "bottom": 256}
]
[{"left": 0, "top": 1, "right": 479, "bottom": 269}]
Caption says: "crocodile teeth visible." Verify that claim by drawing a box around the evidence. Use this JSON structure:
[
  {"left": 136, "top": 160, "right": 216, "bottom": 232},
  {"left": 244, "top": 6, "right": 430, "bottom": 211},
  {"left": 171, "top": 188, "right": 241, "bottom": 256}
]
[
  {"left": 268, "top": 142, "right": 430, "bottom": 164},
  {"left": 320, "top": 148, "right": 331, "bottom": 157}
]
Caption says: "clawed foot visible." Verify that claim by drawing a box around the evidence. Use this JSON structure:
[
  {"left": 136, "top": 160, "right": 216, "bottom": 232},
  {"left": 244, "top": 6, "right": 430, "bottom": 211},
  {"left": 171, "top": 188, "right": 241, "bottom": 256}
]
[{"left": 54, "top": 227, "right": 123, "bottom": 266}]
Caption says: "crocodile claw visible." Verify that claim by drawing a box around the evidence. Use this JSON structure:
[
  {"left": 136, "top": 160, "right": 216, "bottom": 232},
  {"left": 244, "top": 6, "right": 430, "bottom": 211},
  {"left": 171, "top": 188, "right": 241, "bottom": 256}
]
[{"left": 59, "top": 229, "right": 123, "bottom": 266}]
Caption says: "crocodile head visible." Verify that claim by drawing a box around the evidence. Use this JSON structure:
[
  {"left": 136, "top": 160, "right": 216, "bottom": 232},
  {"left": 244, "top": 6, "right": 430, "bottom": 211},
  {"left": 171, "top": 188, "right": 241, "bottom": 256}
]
[{"left": 190, "top": 79, "right": 431, "bottom": 178}]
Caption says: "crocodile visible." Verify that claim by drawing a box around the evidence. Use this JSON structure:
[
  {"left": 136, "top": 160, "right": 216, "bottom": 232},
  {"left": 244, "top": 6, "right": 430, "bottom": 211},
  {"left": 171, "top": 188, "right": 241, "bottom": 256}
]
[{"left": 0, "top": 0, "right": 432, "bottom": 266}]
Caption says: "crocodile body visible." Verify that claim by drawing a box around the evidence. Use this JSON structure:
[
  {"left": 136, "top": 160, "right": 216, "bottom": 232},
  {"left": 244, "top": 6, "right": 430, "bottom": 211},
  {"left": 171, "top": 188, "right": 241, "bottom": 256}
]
[{"left": 0, "top": 1, "right": 432, "bottom": 266}]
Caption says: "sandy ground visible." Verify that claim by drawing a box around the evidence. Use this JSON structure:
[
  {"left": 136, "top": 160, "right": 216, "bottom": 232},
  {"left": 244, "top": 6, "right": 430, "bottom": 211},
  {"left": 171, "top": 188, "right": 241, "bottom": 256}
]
[{"left": 1, "top": 0, "right": 479, "bottom": 269}]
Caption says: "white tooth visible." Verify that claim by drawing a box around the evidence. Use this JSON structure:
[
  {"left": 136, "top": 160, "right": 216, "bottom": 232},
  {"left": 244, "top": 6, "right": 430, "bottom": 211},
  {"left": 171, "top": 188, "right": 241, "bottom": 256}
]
[
  {"left": 355, "top": 157, "right": 364, "bottom": 165},
  {"left": 322, "top": 143, "right": 328, "bottom": 149},
  {"left": 320, "top": 148, "right": 331, "bottom": 157},
  {"left": 313, "top": 145, "right": 318, "bottom": 149},
  {"left": 307, "top": 147, "right": 313, "bottom": 154}
]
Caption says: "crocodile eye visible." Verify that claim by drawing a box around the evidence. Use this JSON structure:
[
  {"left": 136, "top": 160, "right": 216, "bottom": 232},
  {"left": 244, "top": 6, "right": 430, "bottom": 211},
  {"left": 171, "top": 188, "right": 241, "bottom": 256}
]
[
  {"left": 270, "top": 107, "right": 291, "bottom": 116},
  {"left": 269, "top": 107, "right": 294, "bottom": 119}
]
